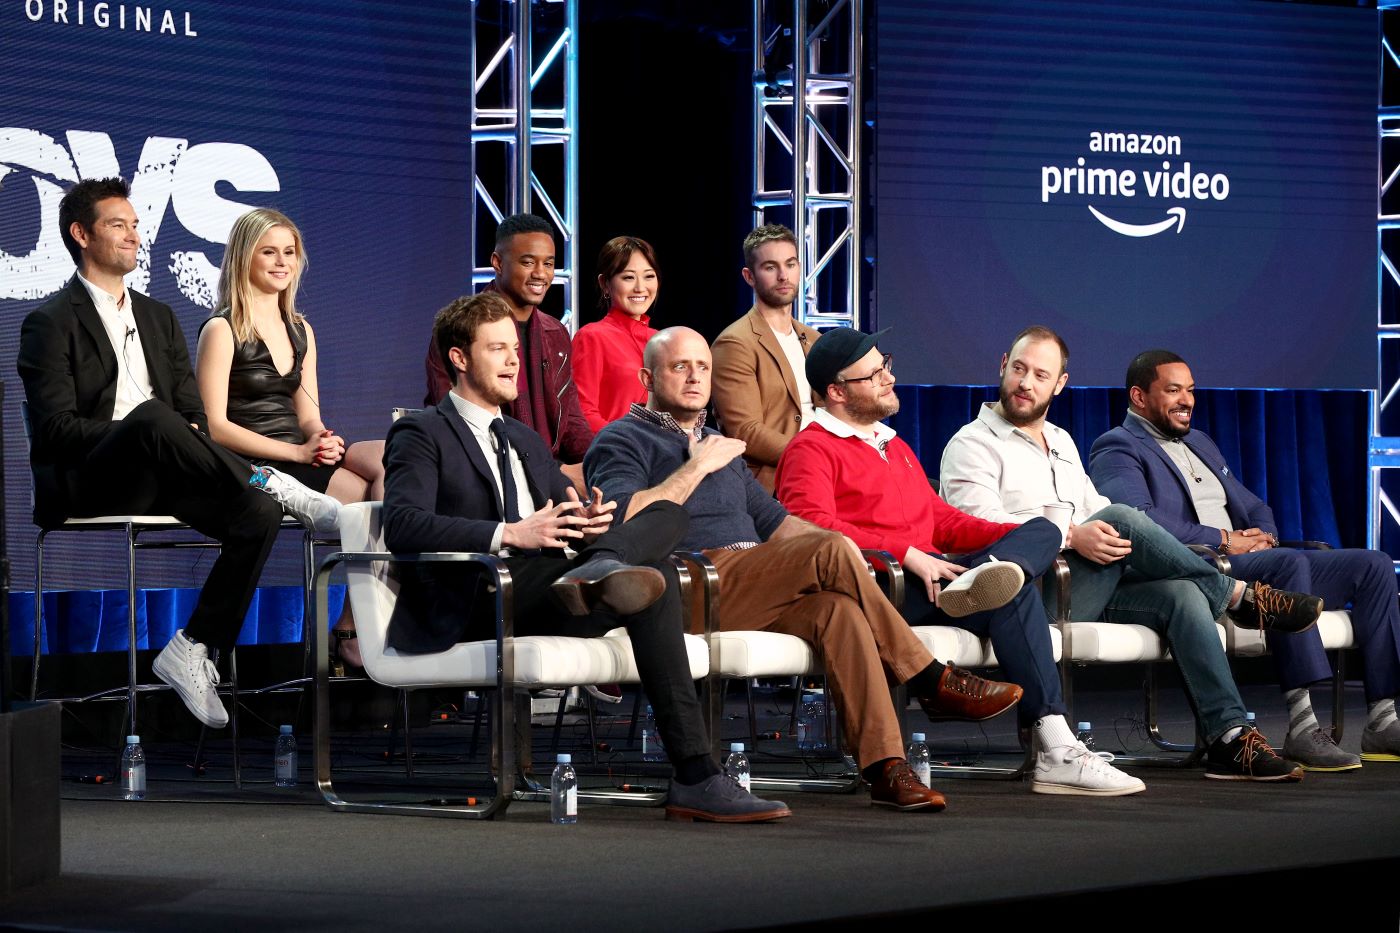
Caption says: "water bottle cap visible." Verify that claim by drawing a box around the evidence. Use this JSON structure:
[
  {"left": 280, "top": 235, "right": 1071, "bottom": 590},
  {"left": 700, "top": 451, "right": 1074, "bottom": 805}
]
[
  {"left": 911, "top": 732, "right": 926, "bottom": 743},
  {"left": 729, "top": 742, "right": 745, "bottom": 753},
  {"left": 126, "top": 735, "right": 140, "bottom": 744},
  {"left": 279, "top": 724, "right": 293, "bottom": 734},
  {"left": 1076, "top": 722, "right": 1092, "bottom": 731},
  {"left": 1245, "top": 711, "right": 1256, "bottom": 720},
  {"left": 556, "top": 753, "right": 571, "bottom": 764}
]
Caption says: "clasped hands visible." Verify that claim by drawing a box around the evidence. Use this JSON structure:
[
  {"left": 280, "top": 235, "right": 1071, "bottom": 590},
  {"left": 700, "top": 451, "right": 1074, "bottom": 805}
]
[
  {"left": 302, "top": 428, "right": 346, "bottom": 467},
  {"left": 501, "top": 486, "right": 617, "bottom": 550}
]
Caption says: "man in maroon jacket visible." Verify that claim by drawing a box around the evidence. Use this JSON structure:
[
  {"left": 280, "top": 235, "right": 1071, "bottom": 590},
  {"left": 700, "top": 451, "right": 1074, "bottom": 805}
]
[
  {"left": 424, "top": 214, "right": 592, "bottom": 486},
  {"left": 775, "top": 327, "right": 1145, "bottom": 796}
]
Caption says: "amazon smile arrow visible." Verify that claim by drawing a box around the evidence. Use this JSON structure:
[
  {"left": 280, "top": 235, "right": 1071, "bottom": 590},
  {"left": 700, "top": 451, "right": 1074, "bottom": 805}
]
[{"left": 1087, "top": 205, "right": 1187, "bottom": 237}]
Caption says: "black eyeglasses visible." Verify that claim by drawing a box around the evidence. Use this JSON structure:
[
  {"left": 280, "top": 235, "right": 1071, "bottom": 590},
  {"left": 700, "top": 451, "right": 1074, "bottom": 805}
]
[{"left": 838, "top": 353, "right": 894, "bottom": 385}]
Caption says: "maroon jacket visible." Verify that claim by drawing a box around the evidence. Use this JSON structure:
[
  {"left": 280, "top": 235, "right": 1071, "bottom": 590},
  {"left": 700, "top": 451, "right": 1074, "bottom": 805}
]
[{"left": 424, "top": 297, "right": 593, "bottom": 463}]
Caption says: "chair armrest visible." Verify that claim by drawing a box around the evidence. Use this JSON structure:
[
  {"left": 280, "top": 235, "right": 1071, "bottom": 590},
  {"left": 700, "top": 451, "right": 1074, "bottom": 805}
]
[
  {"left": 674, "top": 551, "right": 720, "bottom": 637},
  {"left": 1051, "top": 552, "right": 1073, "bottom": 623},
  {"left": 861, "top": 549, "right": 904, "bottom": 613},
  {"left": 1187, "top": 543, "right": 1231, "bottom": 577}
]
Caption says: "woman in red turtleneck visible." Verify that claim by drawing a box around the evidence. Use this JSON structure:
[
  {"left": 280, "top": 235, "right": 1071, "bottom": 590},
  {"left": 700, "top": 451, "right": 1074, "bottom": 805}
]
[{"left": 572, "top": 236, "right": 661, "bottom": 432}]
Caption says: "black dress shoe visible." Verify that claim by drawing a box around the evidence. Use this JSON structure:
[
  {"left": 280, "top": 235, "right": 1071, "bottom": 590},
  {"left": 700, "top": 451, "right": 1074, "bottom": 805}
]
[
  {"left": 550, "top": 558, "right": 666, "bottom": 617},
  {"left": 1227, "top": 582, "right": 1321, "bottom": 635}
]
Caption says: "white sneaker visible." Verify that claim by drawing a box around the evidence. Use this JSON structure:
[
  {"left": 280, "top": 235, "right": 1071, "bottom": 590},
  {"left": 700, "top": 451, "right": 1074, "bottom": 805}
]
[
  {"left": 938, "top": 556, "right": 1025, "bottom": 618},
  {"left": 257, "top": 466, "right": 340, "bottom": 534},
  {"left": 152, "top": 629, "right": 229, "bottom": 728},
  {"left": 1032, "top": 740, "right": 1146, "bottom": 796}
]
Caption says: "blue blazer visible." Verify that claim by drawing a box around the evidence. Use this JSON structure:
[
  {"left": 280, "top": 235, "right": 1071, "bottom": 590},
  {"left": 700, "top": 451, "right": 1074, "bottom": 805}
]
[
  {"left": 1088, "top": 415, "right": 1276, "bottom": 548},
  {"left": 382, "top": 397, "right": 571, "bottom": 653}
]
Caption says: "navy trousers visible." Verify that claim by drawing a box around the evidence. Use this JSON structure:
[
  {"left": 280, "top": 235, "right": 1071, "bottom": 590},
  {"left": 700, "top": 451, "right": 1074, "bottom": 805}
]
[{"left": 899, "top": 517, "right": 1066, "bottom": 726}]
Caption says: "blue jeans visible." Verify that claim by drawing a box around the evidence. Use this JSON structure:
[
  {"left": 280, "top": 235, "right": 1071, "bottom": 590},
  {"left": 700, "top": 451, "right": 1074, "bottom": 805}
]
[
  {"left": 1229, "top": 547, "right": 1400, "bottom": 702},
  {"left": 901, "top": 517, "right": 1068, "bottom": 726},
  {"left": 1041, "top": 504, "right": 1247, "bottom": 744}
]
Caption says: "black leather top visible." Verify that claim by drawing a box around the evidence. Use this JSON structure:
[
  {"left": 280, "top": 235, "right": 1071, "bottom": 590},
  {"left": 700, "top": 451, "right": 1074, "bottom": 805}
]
[{"left": 202, "top": 310, "right": 307, "bottom": 444}]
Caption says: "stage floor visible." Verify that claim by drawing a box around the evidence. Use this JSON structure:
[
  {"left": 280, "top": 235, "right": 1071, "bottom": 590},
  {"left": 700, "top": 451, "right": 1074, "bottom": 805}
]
[{"left": 4, "top": 681, "right": 1400, "bottom": 931}]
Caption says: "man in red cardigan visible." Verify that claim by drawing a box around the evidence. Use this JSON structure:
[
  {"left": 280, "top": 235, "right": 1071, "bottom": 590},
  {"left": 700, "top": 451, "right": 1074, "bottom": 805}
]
[{"left": 775, "top": 327, "right": 1144, "bottom": 797}]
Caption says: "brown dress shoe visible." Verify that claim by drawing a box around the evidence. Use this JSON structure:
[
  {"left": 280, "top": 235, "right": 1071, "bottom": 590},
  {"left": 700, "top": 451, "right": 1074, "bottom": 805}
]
[
  {"left": 917, "top": 666, "right": 1022, "bottom": 722},
  {"left": 869, "top": 759, "right": 946, "bottom": 811}
]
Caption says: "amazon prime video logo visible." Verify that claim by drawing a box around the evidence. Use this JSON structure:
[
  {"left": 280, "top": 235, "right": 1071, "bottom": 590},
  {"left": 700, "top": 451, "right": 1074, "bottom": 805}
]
[{"left": 1039, "top": 132, "right": 1231, "bottom": 238}]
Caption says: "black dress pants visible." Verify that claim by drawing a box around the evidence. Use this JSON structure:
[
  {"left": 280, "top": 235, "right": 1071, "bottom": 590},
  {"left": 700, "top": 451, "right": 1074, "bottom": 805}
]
[
  {"left": 492, "top": 500, "right": 711, "bottom": 763},
  {"left": 69, "top": 400, "right": 283, "bottom": 653}
]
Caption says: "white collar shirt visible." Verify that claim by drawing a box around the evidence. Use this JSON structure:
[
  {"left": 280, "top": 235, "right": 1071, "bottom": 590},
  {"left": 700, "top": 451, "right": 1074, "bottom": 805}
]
[
  {"left": 810, "top": 406, "right": 896, "bottom": 459},
  {"left": 448, "top": 390, "right": 538, "bottom": 554},
  {"left": 939, "top": 402, "right": 1109, "bottom": 542},
  {"left": 77, "top": 272, "right": 153, "bottom": 420}
]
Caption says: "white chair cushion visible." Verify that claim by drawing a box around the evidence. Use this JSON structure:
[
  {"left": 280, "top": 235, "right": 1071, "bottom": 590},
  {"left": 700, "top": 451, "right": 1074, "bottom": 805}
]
[
  {"left": 909, "top": 625, "right": 1062, "bottom": 669},
  {"left": 337, "top": 501, "right": 706, "bottom": 690},
  {"left": 709, "top": 630, "right": 819, "bottom": 678},
  {"left": 1060, "top": 622, "right": 1167, "bottom": 663}
]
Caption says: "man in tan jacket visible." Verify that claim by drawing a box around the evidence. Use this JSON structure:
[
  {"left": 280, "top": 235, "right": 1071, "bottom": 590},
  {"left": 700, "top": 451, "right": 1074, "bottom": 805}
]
[{"left": 711, "top": 224, "right": 821, "bottom": 491}]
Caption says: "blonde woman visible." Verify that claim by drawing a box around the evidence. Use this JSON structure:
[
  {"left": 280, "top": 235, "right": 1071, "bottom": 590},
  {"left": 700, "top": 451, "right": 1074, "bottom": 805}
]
[{"left": 196, "top": 208, "right": 382, "bottom": 670}]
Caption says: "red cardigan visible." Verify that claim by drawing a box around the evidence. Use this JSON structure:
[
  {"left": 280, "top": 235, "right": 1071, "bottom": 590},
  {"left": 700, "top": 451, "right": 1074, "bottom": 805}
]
[
  {"left": 775, "top": 420, "right": 1017, "bottom": 559},
  {"left": 572, "top": 308, "right": 657, "bottom": 432}
]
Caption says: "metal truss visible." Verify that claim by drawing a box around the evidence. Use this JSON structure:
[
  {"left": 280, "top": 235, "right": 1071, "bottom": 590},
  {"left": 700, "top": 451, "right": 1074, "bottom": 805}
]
[
  {"left": 752, "top": 0, "right": 863, "bottom": 330},
  {"left": 471, "top": 0, "right": 580, "bottom": 331},
  {"left": 1374, "top": 8, "right": 1400, "bottom": 552}
]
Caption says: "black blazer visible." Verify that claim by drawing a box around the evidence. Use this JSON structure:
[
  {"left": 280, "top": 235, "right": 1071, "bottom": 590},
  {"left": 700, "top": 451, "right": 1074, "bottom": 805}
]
[
  {"left": 381, "top": 398, "right": 572, "bottom": 653},
  {"left": 16, "top": 277, "right": 207, "bottom": 524}
]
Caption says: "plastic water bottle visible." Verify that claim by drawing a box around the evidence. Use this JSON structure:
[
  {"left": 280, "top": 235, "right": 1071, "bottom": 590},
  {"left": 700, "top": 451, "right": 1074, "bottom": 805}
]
[
  {"left": 550, "top": 753, "right": 578, "bottom": 824},
  {"left": 274, "top": 724, "right": 298, "bottom": 787},
  {"left": 641, "top": 705, "right": 665, "bottom": 762},
  {"left": 1245, "top": 711, "right": 1257, "bottom": 732},
  {"left": 1075, "top": 721, "right": 1096, "bottom": 752},
  {"left": 797, "top": 691, "right": 829, "bottom": 751},
  {"left": 906, "top": 732, "right": 932, "bottom": 787},
  {"left": 121, "top": 735, "right": 146, "bottom": 801},
  {"left": 724, "top": 742, "right": 752, "bottom": 792}
]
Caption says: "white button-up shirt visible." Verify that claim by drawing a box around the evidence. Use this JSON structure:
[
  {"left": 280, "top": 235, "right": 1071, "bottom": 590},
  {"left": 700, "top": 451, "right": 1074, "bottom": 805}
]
[
  {"left": 447, "top": 390, "right": 537, "bottom": 553},
  {"left": 810, "top": 405, "right": 895, "bottom": 459},
  {"left": 939, "top": 402, "right": 1108, "bottom": 541},
  {"left": 77, "top": 272, "right": 153, "bottom": 420}
]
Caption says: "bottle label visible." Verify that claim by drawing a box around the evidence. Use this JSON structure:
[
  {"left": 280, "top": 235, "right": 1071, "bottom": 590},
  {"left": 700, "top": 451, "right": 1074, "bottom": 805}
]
[
  {"left": 566, "top": 786, "right": 577, "bottom": 817},
  {"left": 276, "top": 753, "right": 296, "bottom": 780},
  {"left": 738, "top": 772, "right": 751, "bottom": 792},
  {"left": 123, "top": 764, "right": 145, "bottom": 793},
  {"left": 914, "top": 762, "right": 931, "bottom": 788}
]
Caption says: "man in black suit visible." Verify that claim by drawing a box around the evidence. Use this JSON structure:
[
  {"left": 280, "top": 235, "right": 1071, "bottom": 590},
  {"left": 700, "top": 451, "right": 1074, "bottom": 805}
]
[
  {"left": 382, "top": 291, "right": 789, "bottom": 822},
  {"left": 17, "top": 177, "right": 335, "bottom": 729}
]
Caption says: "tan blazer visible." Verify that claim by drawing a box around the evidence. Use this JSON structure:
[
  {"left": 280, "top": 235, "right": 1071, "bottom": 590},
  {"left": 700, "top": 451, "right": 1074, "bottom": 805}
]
[{"left": 711, "top": 306, "right": 822, "bottom": 491}]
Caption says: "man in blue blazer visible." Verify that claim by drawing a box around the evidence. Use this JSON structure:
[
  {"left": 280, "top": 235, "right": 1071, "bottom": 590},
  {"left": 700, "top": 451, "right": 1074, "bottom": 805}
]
[
  {"left": 1090, "top": 350, "right": 1400, "bottom": 770},
  {"left": 381, "top": 291, "right": 789, "bottom": 823}
]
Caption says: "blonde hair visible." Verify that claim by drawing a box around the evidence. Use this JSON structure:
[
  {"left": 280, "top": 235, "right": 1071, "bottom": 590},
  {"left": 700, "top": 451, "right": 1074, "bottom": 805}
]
[{"left": 215, "top": 208, "right": 307, "bottom": 343}]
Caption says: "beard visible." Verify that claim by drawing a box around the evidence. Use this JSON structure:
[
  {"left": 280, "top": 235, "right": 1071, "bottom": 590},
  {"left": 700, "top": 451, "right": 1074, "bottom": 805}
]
[
  {"left": 846, "top": 391, "right": 899, "bottom": 425},
  {"left": 1149, "top": 409, "right": 1191, "bottom": 438},
  {"left": 465, "top": 367, "right": 519, "bottom": 408},
  {"left": 998, "top": 383, "right": 1052, "bottom": 427}
]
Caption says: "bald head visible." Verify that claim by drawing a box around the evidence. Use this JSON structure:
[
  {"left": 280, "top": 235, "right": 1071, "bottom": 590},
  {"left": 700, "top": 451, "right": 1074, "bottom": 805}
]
[{"left": 642, "top": 326, "right": 712, "bottom": 426}]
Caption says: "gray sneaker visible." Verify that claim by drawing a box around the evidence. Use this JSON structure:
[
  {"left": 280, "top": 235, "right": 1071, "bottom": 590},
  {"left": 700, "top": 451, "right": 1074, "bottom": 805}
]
[
  {"left": 1283, "top": 727, "right": 1362, "bottom": 772},
  {"left": 664, "top": 773, "right": 792, "bottom": 823},
  {"left": 256, "top": 466, "right": 340, "bottom": 534},
  {"left": 152, "top": 629, "right": 229, "bottom": 728},
  {"left": 1361, "top": 720, "right": 1400, "bottom": 762}
]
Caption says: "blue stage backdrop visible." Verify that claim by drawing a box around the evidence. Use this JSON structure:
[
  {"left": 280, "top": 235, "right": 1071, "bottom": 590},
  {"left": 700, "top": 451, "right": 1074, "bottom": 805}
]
[
  {"left": 875, "top": 0, "right": 1376, "bottom": 390},
  {"left": 0, "top": 1, "right": 473, "bottom": 593}
]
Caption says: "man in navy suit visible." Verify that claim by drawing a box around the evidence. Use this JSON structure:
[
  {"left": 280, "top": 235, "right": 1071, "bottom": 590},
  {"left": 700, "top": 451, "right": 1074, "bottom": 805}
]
[
  {"left": 381, "top": 291, "right": 789, "bottom": 822},
  {"left": 16, "top": 177, "right": 338, "bottom": 730},
  {"left": 1090, "top": 350, "right": 1400, "bottom": 770}
]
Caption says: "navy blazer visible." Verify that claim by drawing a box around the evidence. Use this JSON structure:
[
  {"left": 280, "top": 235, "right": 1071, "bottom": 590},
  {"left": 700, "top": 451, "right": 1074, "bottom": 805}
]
[
  {"left": 16, "top": 277, "right": 207, "bottom": 523},
  {"left": 381, "top": 398, "right": 571, "bottom": 653},
  {"left": 1088, "top": 415, "right": 1276, "bottom": 548}
]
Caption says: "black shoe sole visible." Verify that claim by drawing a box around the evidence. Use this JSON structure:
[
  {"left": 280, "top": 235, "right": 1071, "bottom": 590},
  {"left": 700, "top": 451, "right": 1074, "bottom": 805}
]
[{"left": 551, "top": 565, "right": 666, "bottom": 617}]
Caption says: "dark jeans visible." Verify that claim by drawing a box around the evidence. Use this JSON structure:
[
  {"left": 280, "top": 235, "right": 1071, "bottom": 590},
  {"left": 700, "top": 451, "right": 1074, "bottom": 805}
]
[
  {"left": 900, "top": 517, "right": 1067, "bottom": 726},
  {"left": 69, "top": 399, "right": 283, "bottom": 653},
  {"left": 496, "top": 501, "right": 710, "bottom": 763},
  {"left": 1230, "top": 547, "right": 1400, "bottom": 702}
]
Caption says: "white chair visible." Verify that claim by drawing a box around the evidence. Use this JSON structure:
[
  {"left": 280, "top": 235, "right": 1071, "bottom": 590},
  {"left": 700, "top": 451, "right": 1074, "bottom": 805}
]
[{"left": 312, "top": 501, "right": 709, "bottom": 818}]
